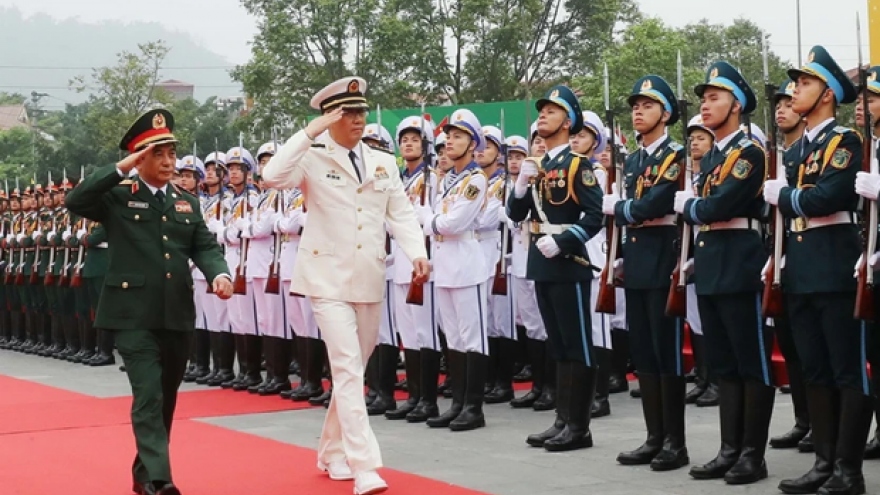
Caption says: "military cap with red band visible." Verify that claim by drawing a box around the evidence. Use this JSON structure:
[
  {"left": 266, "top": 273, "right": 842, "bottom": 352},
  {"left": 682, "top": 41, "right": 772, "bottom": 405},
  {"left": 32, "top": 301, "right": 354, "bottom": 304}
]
[{"left": 119, "top": 109, "right": 178, "bottom": 153}]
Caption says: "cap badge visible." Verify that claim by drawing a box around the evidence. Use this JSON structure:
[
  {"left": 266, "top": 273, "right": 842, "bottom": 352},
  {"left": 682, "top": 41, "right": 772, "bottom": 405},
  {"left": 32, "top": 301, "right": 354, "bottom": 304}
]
[
  {"left": 152, "top": 113, "right": 166, "bottom": 129},
  {"left": 709, "top": 67, "right": 719, "bottom": 79},
  {"left": 550, "top": 89, "right": 560, "bottom": 98},
  {"left": 348, "top": 79, "right": 359, "bottom": 93},
  {"left": 786, "top": 81, "right": 796, "bottom": 93},
  {"left": 870, "top": 71, "right": 878, "bottom": 83},
  {"left": 808, "top": 51, "right": 815, "bottom": 63},
  {"left": 641, "top": 79, "right": 652, "bottom": 91}
]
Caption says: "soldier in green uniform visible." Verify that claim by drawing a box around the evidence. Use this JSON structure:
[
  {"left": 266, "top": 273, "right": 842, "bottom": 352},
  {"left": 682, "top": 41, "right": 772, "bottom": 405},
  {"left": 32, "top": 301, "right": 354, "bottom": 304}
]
[
  {"left": 606, "top": 75, "right": 688, "bottom": 471},
  {"left": 674, "top": 61, "right": 774, "bottom": 485},
  {"left": 6, "top": 187, "right": 23, "bottom": 349},
  {"left": 81, "top": 219, "right": 114, "bottom": 366},
  {"left": 33, "top": 182, "right": 55, "bottom": 356},
  {"left": 38, "top": 181, "right": 61, "bottom": 356},
  {"left": 0, "top": 191, "right": 11, "bottom": 348},
  {"left": 508, "top": 85, "right": 604, "bottom": 452},
  {"left": 65, "top": 109, "right": 232, "bottom": 495},
  {"left": 16, "top": 187, "right": 38, "bottom": 353},
  {"left": 61, "top": 202, "right": 86, "bottom": 362},
  {"left": 766, "top": 46, "right": 870, "bottom": 495}
]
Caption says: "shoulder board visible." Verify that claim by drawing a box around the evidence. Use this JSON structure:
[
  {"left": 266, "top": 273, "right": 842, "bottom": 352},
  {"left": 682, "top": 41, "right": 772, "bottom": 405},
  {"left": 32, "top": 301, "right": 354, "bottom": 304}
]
[
  {"left": 833, "top": 126, "right": 851, "bottom": 134},
  {"left": 668, "top": 142, "right": 683, "bottom": 152},
  {"left": 311, "top": 143, "right": 326, "bottom": 148},
  {"left": 178, "top": 189, "right": 197, "bottom": 199},
  {"left": 118, "top": 180, "right": 135, "bottom": 186},
  {"left": 737, "top": 137, "right": 755, "bottom": 149},
  {"left": 570, "top": 151, "right": 588, "bottom": 158},
  {"left": 366, "top": 144, "right": 395, "bottom": 155}
]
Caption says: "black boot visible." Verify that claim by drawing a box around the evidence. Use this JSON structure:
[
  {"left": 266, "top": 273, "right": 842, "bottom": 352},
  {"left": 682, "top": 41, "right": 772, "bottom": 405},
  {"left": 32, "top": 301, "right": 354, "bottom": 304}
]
[
  {"left": 283, "top": 336, "right": 308, "bottom": 398},
  {"left": 696, "top": 381, "right": 720, "bottom": 407},
  {"left": 406, "top": 348, "right": 441, "bottom": 423},
  {"left": 544, "top": 361, "right": 595, "bottom": 452},
  {"left": 450, "top": 351, "right": 488, "bottom": 431},
  {"left": 485, "top": 338, "right": 515, "bottom": 404},
  {"left": 235, "top": 335, "right": 263, "bottom": 391},
  {"left": 63, "top": 317, "right": 82, "bottom": 361},
  {"left": 260, "top": 337, "right": 292, "bottom": 395},
  {"left": 185, "top": 329, "right": 211, "bottom": 382},
  {"left": 249, "top": 336, "right": 274, "bottom": 393},
  {"left": 386, "top": 348, "right": 421, "bottom": 419},
  {"left": 817, "top": 389, "right": 872, "bottom": 495},
  {"left": 38, "top": 314, "right": 53, "bottom": 356},
  {"left": 89, "top": 329, "right": 116, "bottom": 366},
  {"left": 367, "top": 344, "right": 398, "bottom": 415},
  {"left": 427, "top": 350, "right": 465, "bottom": 428},
  {"left": 608, "top": 328, "right": 630, "bottom": 393},
  {"left": 685, "top": 334, "right": 707, "bottom": 403},
  {"left": 689, "top": 378, "right": 744, "bottom": 480},
  {"left": 78, "top": 317, "right": 96, "bottom": 363},
  {"left": 291, "top": 338, "right": 325, "bottom": 401},
  {"left": 771, "top": 358, "right": 811, "bottom": 449},
  {"left": 723, "top": 380, "right": 774, "bottom": 484},
  {"left": 617, "top": 373, "right": 663, "bottom": 465},
  {"left": 510, "top": 338, "right": 544, "bottom": 408},
  {"left": 864, "top": 371, "right": 880, "bottom": 460},
  {"left": 591, "top": 347, "right": 611, "bottom": 418},
  {"left": 484, "top": 337, "right": 499, "bottom": 395},
  {"left": 221, "top": 335, "right": 247, "bottom": 389},
  {"left": 779, "top": 386, "right": 838, "bottom": 494},
  {"left": 650, "top": 375, "right": 689, "bottom": 471},
  {"left": 49, "top": 314, "right": 66, "bottom": 358},
  {"left": 533, "top": 349, "right": 556, "bottom": 411},
  {"left": 208, "top": 333, "right": 236, "bottom": 386}
]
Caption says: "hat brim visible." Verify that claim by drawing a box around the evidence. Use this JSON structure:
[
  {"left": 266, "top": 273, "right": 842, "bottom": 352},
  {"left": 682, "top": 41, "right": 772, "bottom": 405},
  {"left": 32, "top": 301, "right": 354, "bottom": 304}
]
[
  {"left": 789, "top": 67, "right": 857, "bottom": 104},
  {"left": 133, "top": 136, "right": 178, "bottom": 152},
  {"left": 627, "top": 92, "right": 679, "bottom": 127}
]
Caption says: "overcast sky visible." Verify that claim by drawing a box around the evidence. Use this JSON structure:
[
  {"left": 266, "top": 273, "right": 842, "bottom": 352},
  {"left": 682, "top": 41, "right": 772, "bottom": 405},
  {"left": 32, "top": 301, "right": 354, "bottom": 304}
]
[{"left": 0, "top": 0, "right": 873, "bottom": 67}]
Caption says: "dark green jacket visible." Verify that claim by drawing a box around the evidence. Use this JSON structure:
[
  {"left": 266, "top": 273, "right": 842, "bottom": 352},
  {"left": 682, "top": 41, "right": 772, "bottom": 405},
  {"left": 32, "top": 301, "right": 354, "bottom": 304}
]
[
  {"left": 82, "top": 223, "right": 109, "bottom": 279},
  {"left": 65, "top": 165, "right": 229, "bottom": 331}
]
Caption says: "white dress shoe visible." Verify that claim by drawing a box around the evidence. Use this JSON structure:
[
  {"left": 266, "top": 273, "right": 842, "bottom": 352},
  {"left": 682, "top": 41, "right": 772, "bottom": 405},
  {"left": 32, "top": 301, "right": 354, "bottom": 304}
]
[
  {"left": 353, "top": 470, "right": 388, "bottom": 495},
  {"left": 317, "top": 459, "right": 354, "bottom": 481}
]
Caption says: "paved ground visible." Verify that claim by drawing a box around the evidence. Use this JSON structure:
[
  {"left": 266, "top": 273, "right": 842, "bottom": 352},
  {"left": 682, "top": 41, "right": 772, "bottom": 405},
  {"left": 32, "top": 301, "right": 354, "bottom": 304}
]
[{"left": 3, "top": 349, "right": 879, "bottom": 495}]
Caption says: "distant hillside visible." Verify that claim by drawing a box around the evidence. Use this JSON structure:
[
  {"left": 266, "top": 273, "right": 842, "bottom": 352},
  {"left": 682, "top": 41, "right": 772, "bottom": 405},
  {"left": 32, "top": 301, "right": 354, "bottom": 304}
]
[{"left": 0, "top": 8, "right": 242, "bottom": 108}]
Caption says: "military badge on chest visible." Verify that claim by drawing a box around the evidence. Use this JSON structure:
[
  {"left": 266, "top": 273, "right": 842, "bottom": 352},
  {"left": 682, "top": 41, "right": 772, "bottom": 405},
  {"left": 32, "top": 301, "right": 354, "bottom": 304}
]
[{"left": 174, "top": 201, "right": 193, "bottom": 213}]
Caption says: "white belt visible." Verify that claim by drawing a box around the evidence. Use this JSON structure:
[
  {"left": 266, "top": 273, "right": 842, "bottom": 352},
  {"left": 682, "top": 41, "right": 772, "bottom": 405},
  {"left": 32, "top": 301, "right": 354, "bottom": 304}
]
[
  {"left": 435, "top": 231, "right": 475, "bottom": 243},
  {"left": 95, "top": 242, "right": 109, "bottom": 248},
  {"left": 631, "top": 214, "right": 677, "bottom": 228},
  {"left": 476, "top": 231, "right": 500, "bottom": 241},
  {"left": 699, "top": 217, "right": 760, "bottom": 233},
  {"left": 791, "top": 211, "right": 855, "bottom": 232},
  {"left": 528, "top": 221, "right": 572, "bottom": 235}
]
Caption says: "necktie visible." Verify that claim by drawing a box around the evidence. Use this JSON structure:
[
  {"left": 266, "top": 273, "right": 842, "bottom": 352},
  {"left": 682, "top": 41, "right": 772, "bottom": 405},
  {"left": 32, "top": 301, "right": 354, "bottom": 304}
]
[
  {"left": 155, "top": 189, "right": 165, "bottom": 204},
  {"left": 349, "top": 151, "right": 362, "bottom": 183}
]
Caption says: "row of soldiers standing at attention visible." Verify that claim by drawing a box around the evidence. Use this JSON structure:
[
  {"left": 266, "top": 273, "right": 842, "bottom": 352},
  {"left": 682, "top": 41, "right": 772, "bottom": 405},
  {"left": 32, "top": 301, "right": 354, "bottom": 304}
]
[{"left": 6, "top": 43, "right": 880, "bottom": 495}]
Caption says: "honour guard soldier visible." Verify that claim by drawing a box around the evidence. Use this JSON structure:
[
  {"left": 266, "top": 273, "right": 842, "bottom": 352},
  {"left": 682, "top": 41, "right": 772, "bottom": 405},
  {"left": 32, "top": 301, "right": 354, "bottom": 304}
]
[
  {"left": 81, "top": 217, "right": 115, "bottom": 366},
  {"left": 508, "top": 85, "right": 604, "bottom": 452},
  {"left": 766, "top": 78, "right": 811, "bottom": 451},
  {"left": 769, "top": 47, "right": 871, "bottom": 495},
  {"left": 65, "top": 108, "right": 232, "bottom": 495},
  {"left": 413, "top": 109, "right": 491, "bottom": 432},
  {"left": 5, "top": 188, "right": 23, "bottom": 349},
  {"left": 675, "top": 61, "right": 774, "bottom": 485},
  {"left": 606, "top": 75, "right": 688, "bottom": 470},
  {"left": 35, "top": 182, "right": 56, "bottom": 356},
  {"left": 0, "top": 191, "right": 10, "bottom": 348}
]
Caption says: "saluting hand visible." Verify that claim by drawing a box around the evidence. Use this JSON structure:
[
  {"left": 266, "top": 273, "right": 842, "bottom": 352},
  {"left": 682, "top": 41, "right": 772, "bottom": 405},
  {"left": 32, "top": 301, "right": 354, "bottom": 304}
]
[
  {"left": 117, "top": 144, "right": 155, "bottom": 175},
  {"left": 304, "top": 107, "right": 344, "bottom": 140},
  {"left": 411, "top": 258, "right": 431, "bottom": 284},
  {"left": 213, "top": 276, "right": 234, "bottom": 300}
]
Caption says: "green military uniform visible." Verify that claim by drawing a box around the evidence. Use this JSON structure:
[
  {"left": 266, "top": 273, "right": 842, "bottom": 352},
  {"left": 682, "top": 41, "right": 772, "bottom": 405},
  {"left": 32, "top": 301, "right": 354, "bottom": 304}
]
[
  {"left": 34, "top": 193, "right": 55, "bottom": 355},
  {"left": 16, "top": 196, "right": 37, "bottom": 351},
  {"left": 774, "top": 46, "right": 872, "bottom": 495},
  {"left": 7, "top": 202, "right": 24, "bottom": 347},
  {"left": 82, "top": 221, "right": 115, "bottom": 366},
  {"left": 65, "top": 109, "right": 229, "bottom": 492},
  {"left": 0, "top": 196, "right": 11, "bottom": 347},
  {"left": 508, "top": 85, "right": 603, "bottom": 453}
]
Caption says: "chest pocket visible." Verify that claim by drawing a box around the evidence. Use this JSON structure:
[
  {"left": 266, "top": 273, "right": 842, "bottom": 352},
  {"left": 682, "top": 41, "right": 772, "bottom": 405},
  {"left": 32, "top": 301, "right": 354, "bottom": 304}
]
[{"left": 373, "top": 179, "right": 392, "bottom": 192}]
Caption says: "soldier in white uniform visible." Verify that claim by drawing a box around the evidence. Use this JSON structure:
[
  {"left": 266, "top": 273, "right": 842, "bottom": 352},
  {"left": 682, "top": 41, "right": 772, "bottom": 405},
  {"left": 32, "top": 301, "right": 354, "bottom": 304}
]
[
  {"left": 217, "top": 147, "right": 261, "bottom": 391},
  {"left": 414, "top": 110, "right": 489, "bottom": 432}
]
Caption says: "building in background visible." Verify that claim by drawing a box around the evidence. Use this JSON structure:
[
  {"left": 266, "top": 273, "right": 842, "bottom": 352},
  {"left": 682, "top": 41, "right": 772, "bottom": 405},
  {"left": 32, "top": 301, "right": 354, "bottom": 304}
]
[
  {"left": 0, "top": 104, "right": 29, "bottom": 131},
  {"left": 155, "top": 79, "right": 195, "bottom": 101}
]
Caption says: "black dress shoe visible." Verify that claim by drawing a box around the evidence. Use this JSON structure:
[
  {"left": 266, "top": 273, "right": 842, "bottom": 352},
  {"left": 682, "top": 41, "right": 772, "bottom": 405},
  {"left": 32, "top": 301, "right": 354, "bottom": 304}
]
[
  {"left": 544, "top": 426, "right": 593, "bottom": 452},
  {"left": 145, "top": 482, "right": 181, "bottom": 495},
  {"left": 207, "top": 370, "right": 235, "bottom": 387},
  {"left": 196, "top": 370, "right": 218, "bottom": 385},
  {"left": 608, "top": 373, "right": 629, "bottom": 394},
  {"left": 695, "top": 383, "right": 719, "bottom": 407},
  {"left": 532, "top": 388, "right": 556, "bottom": 411},
  {"left": 259, "top": 378, "right": 292, "bottom": 396},
  {"left": 512, "top": 364, "right": 532, "bottom": 383},
  {"left": 770, "top": 425, "right": 810, "bottom": 449},
  {"left": 247, "top": 378, "right": 271, "bottom": 394},
  {"left": 309, "top": 388, "right": 332, "bottom": 406},
  {"left": 778, "top": 465, "right": 833, "bottom": 494},
  {"left": 405, "top": 402, "right": 439, "bottom": 423},
  {"left": 527, "top": 417, "right": 565, "bottom": 447},
  {"left": 798, "top": 431, "right": 815, "bottom": 453},
  {"left": 685, "top": 382, "right": 707, "bottom": 404},
  {"left": 291, "top": 383, "right": 324, "bottom": 402},
  {"left": 88, "top": 354, "right": 116, "bottom": 367},
  {"left": 651, "top": 447, "right": 690, "bottom": 472},
  {"left": 234, "top": 375, "right": 263, "bottom": 391},
  {"left": 484, "top": 385, "right": 514, "bottom": 404},
  {"left": 78, "top": 350, "right": 96, "bottom": 364},
  {"left": 689, "top": 448, "right": 739, "bottom": 480},
  {"left": 220, "top": 372, "right": 245, "bottom": 389},
  {"left": 723, "top": 456, "right": 767, "bottom": 485},
  {"left": 509, "top": 389, "right": 539, "bottom": 408},
  {"left": 590, "top": 397, "right": 610, "bottom": 418},
  {"left": 630, "top": 387, "right": 641, "bottom": 398}
]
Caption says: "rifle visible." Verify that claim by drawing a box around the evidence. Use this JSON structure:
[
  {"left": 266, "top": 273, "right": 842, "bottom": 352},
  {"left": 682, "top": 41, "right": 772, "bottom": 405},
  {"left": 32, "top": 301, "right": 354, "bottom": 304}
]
[
  {"left": 43, "top": 204, "right": 57, "bottom": 286},
  {"left": 266, "top": 128, "right": 282, "bottom": 295},
  {"left": 4, "top": 208, "right": 15, "bottom": 285},
  {"left": 596, "top": 63, "right": 621, "bottom": 314},
  {"left": 58, "top": 220, "right": 71, "bottom": 287},
  {"left": 70, "top": 228, "right": 85, "bottom": 289},
  {"left": 856, "top": 14, "right": 877, "bottom": 321},
  {"left": 761, "top": 35, "right": 786, "bottom": 318},
  {"left": 207, "top": 138, "right": 223, "bottom": 294},
  {"left": 29, "top": 209, "right": 41, "bottom": 286},
  {"left": 406, "top": 102, "right": 431, "bottom": 306},
  {"left": 232, "top": 133, "right": 250, "bottom": 295},
  {"left": 666, "top": 51, "right": 690, "bottom": 317},
  {"left": 492, "top": 109, "right": 510, "bottom": 296}
]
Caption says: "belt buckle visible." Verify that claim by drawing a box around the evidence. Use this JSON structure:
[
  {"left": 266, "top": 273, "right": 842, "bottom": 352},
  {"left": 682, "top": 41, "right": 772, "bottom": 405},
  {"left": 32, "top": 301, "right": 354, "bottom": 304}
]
[
  {"left": 698, "top": 224, "right": 710, "bottom": 232},
  {"left": 529, "top": 222, "right": 541, "bottom": 235},
  {"left": 792, "top": 217, "right": 806, "bottom": 232},
  {"left": 435, "top": 234, "right": 444, "bottom": 242}
]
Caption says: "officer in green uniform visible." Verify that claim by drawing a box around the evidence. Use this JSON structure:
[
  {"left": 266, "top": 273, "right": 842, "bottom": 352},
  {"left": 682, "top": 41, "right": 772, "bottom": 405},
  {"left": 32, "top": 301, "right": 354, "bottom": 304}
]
[
  {"left": 674, "top": 61, "right": 774, "bottom": 485},
  {"left": 766, "top": 78, "right": 813, "bottom": 453},
  {"left": 508, "top": 85, "right": 604, "bottom": 452},
  {"left": 65, "top": 109, "right": 232, "bottom": 495},
  {"left": 766, "top": 46, "right": 870, "bottom": 495},
  {"left": 606, "top": 75, "right": 688, "bottom": 471}
]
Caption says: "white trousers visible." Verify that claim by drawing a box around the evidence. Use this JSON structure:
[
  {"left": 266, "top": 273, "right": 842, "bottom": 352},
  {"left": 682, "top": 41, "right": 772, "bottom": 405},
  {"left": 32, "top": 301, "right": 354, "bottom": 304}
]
[
  {"left": 375, "top": 281, "right": 397, "bottom": 347},
  {"left": 311, "top": 298, "right": 383, "bottom": 473},
  {"left": 435, "top": 282, "right": 489, "bottom": 355},
  {"left": 611, "top": 287, "right": 627, "bottom": 330},
  {"left": 228, "top": 281, "right": 258, "bottom": 336},
  {"left": 193, "top": 279, "right": 208, "bottom": 330},
  {"left": 512, "top": 276, "right": 546, "bottom": 340},
  {"left": 195, "top": 279, "right": 231, "bottom": 332},
  {"left": 487, "top": 275, "right": 516, "bottom": 340},
  {"left": 686, "top": 283, "right": 702, "bottom": 335},
  {"left": 590, "top": 278, "right": 612, "bottom": 349},
  {"left": 283, "top": 280, "right": 321, "bottom": 339},
  {"left": 392, "top": 282, "right": 440, "bottom": 351},
  {"left": 252, "top": 278, "right": 290, "bottom": 339}
]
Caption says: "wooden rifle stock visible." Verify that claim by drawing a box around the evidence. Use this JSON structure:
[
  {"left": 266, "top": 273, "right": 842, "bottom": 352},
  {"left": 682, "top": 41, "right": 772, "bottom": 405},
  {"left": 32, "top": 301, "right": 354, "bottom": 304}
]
[
  {"left": 666, "top": 149, "right": 690, "bottom": 318},
  {"left": 855, "top": 53, "right": 876, "bottom": 321},
  {"left": 265, "top": 268, "right": 280, "bottom": 294},
  {"left": 232, "top": 197, "right": 250, "bottom": 295},
  {"left": 265, "top": 191, "right": 283, "bottom": 295},
  {"left": 69, "top": 246, "right": 84, "bottom": 288},
  {"left": 596, "top": 112, "right": 619, "bottom": 315},
  {"left": 762, "top": 151, "right": 785, "bottom": 318}
]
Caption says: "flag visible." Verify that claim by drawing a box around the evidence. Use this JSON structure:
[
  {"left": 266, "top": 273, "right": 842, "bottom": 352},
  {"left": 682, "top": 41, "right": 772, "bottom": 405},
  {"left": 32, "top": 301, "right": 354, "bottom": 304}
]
[{"left": 434, "top": 115, "right": 449, "bottom": 138}]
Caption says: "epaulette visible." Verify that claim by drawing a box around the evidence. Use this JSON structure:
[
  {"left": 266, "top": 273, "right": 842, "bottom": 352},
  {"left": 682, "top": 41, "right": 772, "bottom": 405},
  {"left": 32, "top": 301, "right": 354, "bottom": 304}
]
[
  {"left": 366, "top": 143, "right": 395, "bottom": 156},
  {"left": 118, "top": 180, "right": 135, "bottom": 185},
  {"left": 668, "top": 142, "right": 684, "bottom": 152},
  {"left": 571, "top": 151, "right": 588, "bottom": 158},
  {"left": 737, "top": 137, "right": 755, "bottom": 149},
  {"left": 311, "top": 143, "right": 326, "bottom": 149},
  {"left": 833, "top": 126, "right": 851, "bottom": 134}
]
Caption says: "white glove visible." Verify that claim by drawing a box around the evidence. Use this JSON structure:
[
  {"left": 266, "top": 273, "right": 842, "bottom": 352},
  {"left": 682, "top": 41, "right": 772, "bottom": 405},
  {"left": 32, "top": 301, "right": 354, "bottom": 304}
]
[
  {"left": 855, "top": 171, "right": 880, "bottom": 201},
  {"left": 61, "top": 230, "right": 71, "bottom": 242},
  {"left": 206, "top": 218, "right": 222, "bottom": 234},
  {"left": 515, "top": 159, "right": 539, "bottom": 198},
  {"left": 762, "top": 255, "right": 786, "bottom": 283},
  {"left": 46, "top": 232, "right": 56, "bottom": 242},
  {"left": 498, "top": 205, "right": 510, "bottom": 223},
  {"left": 15, "top": 233, "right": 24, "bottom": 242},
  {"left": 602, "top": 183, "right": 621, "bottom": 216},
  {"left": 673, "top": 189, "right": 695, "bottom": 214},
  {"left": 5, "top": 233, "right": 12, "bottom": 242},
  {"left": 613, "top": 257, "right": 624, "bottom": 278},
  {"left": 76, "top": 229, "right": 86, "bottom": 240},
  {"left": 234, "top": 217, "right": 250, "bottom": 232},
  {"left": 415, "top": 205, "right": 433, "bottom": 226},
  {"left": 854, "top": 252, "right": 880, "bottom": 278},
  {"left": 763, "top": 178, "right": 786, "bottom": 206},
  {"left": 683, "top": 258, "right": 694, "bottom": 276},
  {"left": 536, "top": 235, "right": 561, "bottom": 258}
]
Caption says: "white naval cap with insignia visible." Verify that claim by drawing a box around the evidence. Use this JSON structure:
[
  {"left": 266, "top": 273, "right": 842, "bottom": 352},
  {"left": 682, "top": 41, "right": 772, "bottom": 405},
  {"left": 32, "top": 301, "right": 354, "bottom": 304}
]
[
  {"left": 256, "top": 142, "right": 278, "bottom": 160},
  {"left": 581, "top": 111, "right": 607, "bottom": 154},
  {"left": 481, "top": 125, "right": 504, "bottom": 150},
  {"left": 434, "top": 131, "right": 447, "bottom": 150},
  {"left": 363, "top": 124, "right": 395, "bottom": 153},
  {"left": 740, "top": 123, "right": 766, "bottom": 147},
  {"left": 442, "top": 109, "right": 485, "bottom": 152},
  {"left": 310, "top": 76, "right": 369, "bottom": 112},
  {"left": 204, "top": 151, "right": 228, "bottom": 171},
  {"left": 396, "top": 115, "right": 436, "bottom": 146},
  {"left": 505, "top": 135, "right": 527, "bottom": 155},
  {"left": 225, "top": 146, "right": 255, "bottom": 171},
  {"left": 178, "top": 155, "right": 206, "bottom": 180}
]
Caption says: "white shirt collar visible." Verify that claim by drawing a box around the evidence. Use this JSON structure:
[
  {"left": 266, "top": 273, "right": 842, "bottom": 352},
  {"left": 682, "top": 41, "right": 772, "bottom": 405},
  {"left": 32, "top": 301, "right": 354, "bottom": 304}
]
[
  {"left": 547, "top": 143, "right": 568, "bottom": 160},
  {"left": 714, "top": 131, "right": 740, "bottom": 152},
  {"left": 804, "top": 117, "right": 835, "bottom": 143},
  {"left": 143, "top": 182, "right": 168, "bottom": 196},
  {"left": 641, "top": 131, "right": 668, "bottom": 157}
]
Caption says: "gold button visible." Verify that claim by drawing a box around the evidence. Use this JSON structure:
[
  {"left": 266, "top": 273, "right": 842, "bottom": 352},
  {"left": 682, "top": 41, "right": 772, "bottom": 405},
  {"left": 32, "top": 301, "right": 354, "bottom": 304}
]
[
  {"left": 162, "top": 215, "right": 167, "bottom": 222},
  {"left": 134, "top": 214, "right": 140, "bottom": 221},
  {"left": 185, "top": 218, "right": 190, "bottom": 224},
  {"left": 797, "top": 235, "right": 803, "bottom": 242},
  {"left": 122, "top": 282, "right": 129, "bottom": 289},
  {"left": 165, "top": 253, "right": 170, "bottom": 259},
  {"left": 162, "top": 235, "right": 168, "bottom": 241},
  {"left": 166, "top": 273, "right": 172, "bottom": 279},
  {"left": 313, "top": 250, "right": 318, "bottom": 255},
  {"left": 357, "top": 225, "right": 362, "bottom": 230},
  {"left": 357, "top": 244, "right": 362, "bottom": 249},
  {"left": 357, "top": 207, "right": 362, "bottom": 212},
  {"left": 631, "top": 237, "right": 636, "bottom": 243},
  {"left": 699, "top": 241, "right": 705, "bottom": 247},
  {"left": 357, "top": 188, "right": 362, "bottom": 194}
]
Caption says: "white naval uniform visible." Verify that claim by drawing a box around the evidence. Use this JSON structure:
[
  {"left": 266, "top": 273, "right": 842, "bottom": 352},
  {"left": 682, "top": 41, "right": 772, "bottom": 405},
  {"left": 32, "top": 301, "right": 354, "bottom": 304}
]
[
  {"left": 263, "top": 130, "right": 427, "bottom": 474},
  {"left": 192, "top": 195, "right": 209, "bottom": 330},
  {"left": 588, "top": 163, "right": 612, "bottom": 349},
  {"left": 203, "top": 191, "right": 233, "bottom": 332},
  {"left": 220, "top": 188, "right": 259, "bottom": 336},
  {"left": 392, "top": 164, "right": 440, "bottom": 351},
  {"left": 275, "top": 188, "right": 320, "bottom": 340},
  {"left": 424, "top": 163, "right": 489, "bottom": 355},
  {"left": 376, "top": 247, "right": 397, "bottom": 347},
  {"left": 245, "top": 189, "right": 289, "bottom": 339},
  {"left": 478, "top": 170, "right": 515, "bottom": 340}
]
